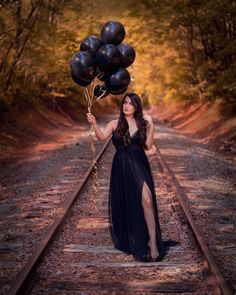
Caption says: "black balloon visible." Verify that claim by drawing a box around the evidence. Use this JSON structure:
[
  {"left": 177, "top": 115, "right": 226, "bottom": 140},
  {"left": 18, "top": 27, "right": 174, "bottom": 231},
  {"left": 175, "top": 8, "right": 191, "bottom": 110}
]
[
  {"left": 95, "top": 69, "right": 109, "bottom": 81},
  {"left": 70, "top": 51, "right": 96, "bottom": 83},
  {"left": 105, "top": 68, "right": 130, "bottom": 92},
  {"left": 80, "top": 35, "right": 104, "bottom": 57},
  {"left": 117, "top": 43, "right": 136, "bottom": 68},
  {"left": 94, "top": 84, "right": 109, "bottom": 98},
  {"left": 110, "top": 86, "right": 128, "bottom": 95},
  {"left": 101, "top": 20, "right": 125, "bottom": 45},
  {"left": 96, "top": 44, "right": 121, "bottom": 73},
  {"left": 71, "top": 71, "right": 92, "bottom": 87}
]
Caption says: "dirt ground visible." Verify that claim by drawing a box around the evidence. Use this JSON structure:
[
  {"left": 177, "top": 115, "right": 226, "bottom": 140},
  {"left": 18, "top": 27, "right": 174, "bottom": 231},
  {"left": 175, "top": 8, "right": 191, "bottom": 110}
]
[
  {"left": 1, "top": 99, "right": 235, "bottom": 167},
  {"left": 0, "top": 99, "right": 235, "bottom": 293},
  {"left": 148, "top": 100, "right": 236, "bottom": 164}
]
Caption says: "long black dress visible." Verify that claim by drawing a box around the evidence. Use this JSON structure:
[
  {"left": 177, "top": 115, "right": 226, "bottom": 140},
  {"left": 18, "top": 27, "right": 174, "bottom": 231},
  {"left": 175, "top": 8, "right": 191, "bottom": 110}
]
[{"left": 108, "top": 128, "right": 165, "bottom": 262}]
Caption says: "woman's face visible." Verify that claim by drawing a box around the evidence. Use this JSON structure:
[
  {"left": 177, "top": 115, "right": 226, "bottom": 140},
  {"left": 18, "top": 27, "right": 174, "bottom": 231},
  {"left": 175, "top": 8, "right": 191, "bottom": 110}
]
[{"left": 123, "top": 96, "right": 136, "bottom": 116}]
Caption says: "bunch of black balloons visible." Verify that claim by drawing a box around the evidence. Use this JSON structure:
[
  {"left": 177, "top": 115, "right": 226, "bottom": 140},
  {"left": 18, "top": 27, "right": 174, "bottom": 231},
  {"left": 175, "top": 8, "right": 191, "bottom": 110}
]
[{"left": 70, "top": 20, "right": 135, "bottom": 99}]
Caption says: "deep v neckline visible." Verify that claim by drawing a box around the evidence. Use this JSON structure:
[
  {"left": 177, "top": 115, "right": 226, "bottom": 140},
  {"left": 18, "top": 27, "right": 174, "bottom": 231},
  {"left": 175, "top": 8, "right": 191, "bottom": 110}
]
[{"left": 129, "top": 129, "right": 139, "bottom": 138}]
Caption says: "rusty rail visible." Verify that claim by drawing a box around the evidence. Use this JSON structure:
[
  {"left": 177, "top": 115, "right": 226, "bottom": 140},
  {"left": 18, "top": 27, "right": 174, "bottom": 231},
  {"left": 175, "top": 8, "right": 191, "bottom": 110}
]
[
  {"left": 154, "top": 144, "right": 233, "bottom": 295},
  {"left": 7, "top": 138, "right": 112, "bottom": 295}
]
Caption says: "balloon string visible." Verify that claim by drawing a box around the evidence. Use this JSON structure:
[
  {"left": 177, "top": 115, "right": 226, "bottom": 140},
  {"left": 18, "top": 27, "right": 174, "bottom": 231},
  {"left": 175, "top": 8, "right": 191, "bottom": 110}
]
[
  {"left": 95, "top": 90, "right": 106, "bottom": 102},
  {"left": 85, "top": 85, "right": 99, "bottom": 209},
  {"left": 96, "top": 72, "right": 103, "bottom": 79},
  {"left": 89, "top": 124, "right": 98, "bottom": 199}
]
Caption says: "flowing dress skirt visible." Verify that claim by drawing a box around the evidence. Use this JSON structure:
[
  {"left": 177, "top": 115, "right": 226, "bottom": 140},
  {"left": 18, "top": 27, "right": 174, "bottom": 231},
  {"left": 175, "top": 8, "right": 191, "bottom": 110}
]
[{"left": 108, "top": 131, "right": 165, "bottom": 262}]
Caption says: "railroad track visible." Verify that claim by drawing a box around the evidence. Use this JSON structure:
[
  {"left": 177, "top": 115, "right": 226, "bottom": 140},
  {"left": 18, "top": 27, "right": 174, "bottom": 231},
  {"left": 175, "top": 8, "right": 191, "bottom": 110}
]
[{"left": 1, "top": 135, "right": 233, "bottom": 295}]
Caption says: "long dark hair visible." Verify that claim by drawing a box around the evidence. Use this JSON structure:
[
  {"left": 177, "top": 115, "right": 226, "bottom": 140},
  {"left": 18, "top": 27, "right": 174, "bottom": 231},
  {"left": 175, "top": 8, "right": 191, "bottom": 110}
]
[{"left": 115, "top": 93, "right": 148, "bottom": 150}]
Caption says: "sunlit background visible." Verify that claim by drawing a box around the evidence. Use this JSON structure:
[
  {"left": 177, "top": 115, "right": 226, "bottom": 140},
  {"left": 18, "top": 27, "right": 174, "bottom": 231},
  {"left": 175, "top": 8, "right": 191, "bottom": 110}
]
[{"left": 1, "top": 0, "right": 235, "bottom": 113}]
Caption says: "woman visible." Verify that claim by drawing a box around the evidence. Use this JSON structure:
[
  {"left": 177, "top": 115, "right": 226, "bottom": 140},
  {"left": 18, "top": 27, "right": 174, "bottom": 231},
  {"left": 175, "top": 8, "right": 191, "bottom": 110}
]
[{"left": 87, "top": 92, "right": 165, "bottom": 262}]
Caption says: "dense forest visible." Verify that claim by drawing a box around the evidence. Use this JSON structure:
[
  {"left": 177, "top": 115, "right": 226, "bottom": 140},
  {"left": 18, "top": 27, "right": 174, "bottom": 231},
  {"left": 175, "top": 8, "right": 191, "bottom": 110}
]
[{"left": 0, "top": 0, "right": 235, "bottom": 117}]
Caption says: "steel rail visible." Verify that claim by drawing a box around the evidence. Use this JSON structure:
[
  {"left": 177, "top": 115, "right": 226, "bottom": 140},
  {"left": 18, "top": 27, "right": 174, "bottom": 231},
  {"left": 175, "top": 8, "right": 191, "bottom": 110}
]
[
  {"left": 154, "top": 143, "right": 233, "bottom": 295},
  {"left": 7, "top": 138, "right": 112, "bottom": 295}
]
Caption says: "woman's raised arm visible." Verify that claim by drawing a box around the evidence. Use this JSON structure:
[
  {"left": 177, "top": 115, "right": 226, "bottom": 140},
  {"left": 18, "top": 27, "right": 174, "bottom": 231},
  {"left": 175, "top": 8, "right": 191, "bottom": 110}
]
[{"left": 87, "top": 112, "right": 117, "bottom": 141}]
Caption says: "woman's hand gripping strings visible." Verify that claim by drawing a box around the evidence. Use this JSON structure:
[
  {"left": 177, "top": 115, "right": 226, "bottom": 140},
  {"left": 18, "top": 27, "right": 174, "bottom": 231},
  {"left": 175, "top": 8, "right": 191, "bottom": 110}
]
[{"left": 86, "top": 112, "right": 116, "bottom": 141}]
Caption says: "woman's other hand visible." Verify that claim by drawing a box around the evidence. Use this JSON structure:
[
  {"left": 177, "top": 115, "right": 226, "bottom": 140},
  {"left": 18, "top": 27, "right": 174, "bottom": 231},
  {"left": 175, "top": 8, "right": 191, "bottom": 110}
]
[{"left": 87, "top": 112, "right": 96, "bottom": 125}]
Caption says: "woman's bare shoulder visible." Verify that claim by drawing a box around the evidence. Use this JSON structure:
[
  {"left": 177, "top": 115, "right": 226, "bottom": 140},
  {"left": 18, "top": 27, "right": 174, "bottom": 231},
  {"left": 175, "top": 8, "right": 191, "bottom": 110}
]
[
  {"left": 143, "top": 114, "right": 152, "bottom": 120},
  {"left": 107, "top": 119, "right": 118, "bottom": 130},
  {"left": 112, "top": 119, "right": 119, "bottom": 130},
  {"left": 143, "top": 114, "right": 153, "bottom": 124}
]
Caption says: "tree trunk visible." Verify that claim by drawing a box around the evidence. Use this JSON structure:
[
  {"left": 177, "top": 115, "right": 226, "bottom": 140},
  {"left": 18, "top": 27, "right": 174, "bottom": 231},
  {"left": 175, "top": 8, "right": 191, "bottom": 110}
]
[{"left": 5, "top": 4, "right": 40, "bottom": 89}]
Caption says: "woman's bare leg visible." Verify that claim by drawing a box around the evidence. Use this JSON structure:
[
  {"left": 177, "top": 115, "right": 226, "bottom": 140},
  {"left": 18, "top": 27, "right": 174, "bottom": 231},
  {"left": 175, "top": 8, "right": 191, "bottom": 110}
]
[{"left": 141, "top": 182, "right": 159, "bottom": 258}]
